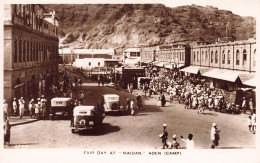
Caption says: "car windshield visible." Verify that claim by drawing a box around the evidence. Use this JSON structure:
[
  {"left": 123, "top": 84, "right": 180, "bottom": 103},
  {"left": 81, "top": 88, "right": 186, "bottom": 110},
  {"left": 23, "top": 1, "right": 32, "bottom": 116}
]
[{"left": 107, "top": 97, "right": 119, "bottom": 101}]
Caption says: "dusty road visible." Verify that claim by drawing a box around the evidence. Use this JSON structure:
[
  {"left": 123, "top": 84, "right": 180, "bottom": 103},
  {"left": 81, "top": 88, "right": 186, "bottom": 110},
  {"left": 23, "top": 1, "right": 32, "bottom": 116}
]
[{"left": 4, "top": 83, "right": 256, "bottom": 149}]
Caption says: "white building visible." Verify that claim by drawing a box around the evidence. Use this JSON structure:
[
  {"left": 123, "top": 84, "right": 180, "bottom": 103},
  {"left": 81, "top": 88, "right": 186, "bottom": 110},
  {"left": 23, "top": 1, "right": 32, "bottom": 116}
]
[{"left": 123, "top": 48, "right": 141, "bottom": 65}]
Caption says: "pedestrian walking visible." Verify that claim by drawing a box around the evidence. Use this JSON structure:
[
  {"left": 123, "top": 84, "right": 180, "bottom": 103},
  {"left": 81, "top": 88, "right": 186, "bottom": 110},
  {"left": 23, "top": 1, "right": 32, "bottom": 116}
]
[
  {"left": 130, "top": 98, "right": 135, "bottom": 115},
  {"left": 251, "top": 113, "right": 256, "bottom": 134},
  {"left": 3, "top": 99, "right": 10, "bottom": 120},
  {"left": 125, "top": 98, "right": 131, "bottom": 115},
  {"left": 210, "top": 123, "right": 220, "bottom": 149},
  {"left": 34, "top": 100, "right": 40, "bottom": 119},
  {"left": 180, "top": 134, "right": 194, "bottom": 149},
  {"left": 29, "top": 99, "right": 35, "bottom": 118},
  {"left": 241, "top": 97, "right": 247, "bottom": 114},
  {"left": 161, "top": 93, "right": 166, "bottom": 107},
  {"left": 18, "top": 97, "right": 25, "bottom": 118},
  {"left": 12, "top": 98, "right": 18, "bottom": 117},
  {"left": 4, "top": 120, "right": 11, "bottom": 145},
  {"left": 248, "top": 116, "right": 252, "bottom": 132},
  {"left": 79, "top": 91, "right": 85, "bottom": 104},
  {"left": 159, "top": 123, "right": 168, "bottom": 149}
]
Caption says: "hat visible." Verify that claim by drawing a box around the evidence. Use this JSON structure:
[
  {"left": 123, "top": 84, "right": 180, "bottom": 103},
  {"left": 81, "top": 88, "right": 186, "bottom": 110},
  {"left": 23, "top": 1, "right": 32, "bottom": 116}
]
[
  {"left": 163, "top": 123, "right": 167, "bottom": 127},
  {"left": 172, "top": 134, "right": 177, "bottom": 139},
  {"left": 41, "top": 95, "right": 44, "bottom": 98},
  {"left": 212, "top": 123, "right": 217, "bottom": 127},
  {"left": 37, "top": 98, "right": 40, "bottom": 101},
  {"left": 21, "top": 97, "right": 23, "bottom": 99},
  {"left": 14, "top": 98, "right": 16, "bottom": 100}
]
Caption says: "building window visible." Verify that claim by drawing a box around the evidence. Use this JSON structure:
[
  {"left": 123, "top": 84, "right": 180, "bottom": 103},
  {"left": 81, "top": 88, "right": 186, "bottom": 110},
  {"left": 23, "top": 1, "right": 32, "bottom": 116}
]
[
  {"left": 36, "top": 43, "right": 38, "bottom": 61},
  {"left": 98, "top": 62, "right": 100, "bottom": 66},
  {"left": 222, "top": 50, "right": 225, "bottom": 64},
  {"left": 253, "top": 49, "right": 256, "bottom": 66},
  {"left": 236, "top": 50, "right": 240, "bottom": 65},
  {"left": 197, "top": 51, "right": 199, "bottom": 62},
  {"left": 23, "top": 41, "right": 26, "bottom": 62},
  {"left": 243, "top": 49, "right": 247, "bottom": 65},
  {"left": 179, "top": 52, "right": 181, "bottom": 61},
  {"left": 211, "top": 51, "right": 213, "bottom": 63},
  {"left": 193, "top": 52, "right": 195, "bottom": 62},
  {"left": 215, "top": 51, "right": 218, "bottom": 64},
  {"left": 182, "top": 52, "right": 184, "bottom": 61},
  {"left": 27, "top": 41, "right": 29, "bottom": 62},
  {"left": 14, "top": 39, "right": 17, "bottom": 63},
  {"left": 19, "top": 40, "right": 22, "bottom": 63},
  {"left": 201, "top": 51, "right": 204, "bottom": 63},
  {"left": 30, "top": 42, "right": 32, "bottom": 62},
  {"left": 228, "top": 50, "right": 231, "bottom": 64},
  {"left": 89, "top": 62, "right": 91, "bottom": 66},
  {"left": 205, "top": 51, "right": 208, "bottom": 62}
]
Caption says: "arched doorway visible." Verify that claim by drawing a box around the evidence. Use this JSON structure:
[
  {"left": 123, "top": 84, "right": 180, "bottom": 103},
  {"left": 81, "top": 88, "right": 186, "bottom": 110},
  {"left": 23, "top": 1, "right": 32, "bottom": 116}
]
[{"left": 14, "top": 78, "right": 24, "bottom": 99}]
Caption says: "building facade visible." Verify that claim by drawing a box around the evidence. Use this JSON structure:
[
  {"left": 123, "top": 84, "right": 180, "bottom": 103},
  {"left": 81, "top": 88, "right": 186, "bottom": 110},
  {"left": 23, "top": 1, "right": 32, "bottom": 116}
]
[
  {"left": 183, "top": 39, "right": 256, "bottom": 90},
  {"left": 141, "top": 44, "right": 191, "bottom": 69},
  {"left": 4, "top": 4, "right": 59, "bottom": 104}
]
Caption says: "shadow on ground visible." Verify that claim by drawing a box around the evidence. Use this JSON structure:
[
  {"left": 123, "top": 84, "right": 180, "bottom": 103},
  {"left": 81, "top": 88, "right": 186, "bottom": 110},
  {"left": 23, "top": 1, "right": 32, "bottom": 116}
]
[
  {"left": 142, "top": 105, "right": 163, "bottom": 112},
  {"left": 77, "top": 123, "right": 120, "bottom": 136}
]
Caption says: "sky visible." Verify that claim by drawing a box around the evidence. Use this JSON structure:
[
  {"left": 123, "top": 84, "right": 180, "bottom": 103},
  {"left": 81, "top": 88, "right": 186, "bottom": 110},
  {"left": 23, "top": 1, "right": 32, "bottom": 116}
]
[{"left": 3, "top": 0, "right": 259, "bottom": 17}]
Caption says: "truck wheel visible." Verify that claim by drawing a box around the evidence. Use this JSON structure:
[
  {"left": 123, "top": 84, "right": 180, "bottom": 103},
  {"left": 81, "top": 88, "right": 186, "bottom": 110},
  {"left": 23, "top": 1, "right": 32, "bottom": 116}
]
[{"left": 71, "top": 129, "right": 75, "bottom": 133}]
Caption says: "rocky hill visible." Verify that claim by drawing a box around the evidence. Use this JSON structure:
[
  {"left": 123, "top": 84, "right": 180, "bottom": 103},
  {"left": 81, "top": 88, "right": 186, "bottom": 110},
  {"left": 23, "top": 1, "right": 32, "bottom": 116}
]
[{"left": 43, "top": 4, "right": 256, "bottom": 49}]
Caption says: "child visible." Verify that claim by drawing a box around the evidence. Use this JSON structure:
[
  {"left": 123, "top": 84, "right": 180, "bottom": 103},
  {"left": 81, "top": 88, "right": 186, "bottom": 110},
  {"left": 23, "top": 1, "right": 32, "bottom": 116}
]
[{"left": 248, "top": 116, "right": 252, "bottom": 132}]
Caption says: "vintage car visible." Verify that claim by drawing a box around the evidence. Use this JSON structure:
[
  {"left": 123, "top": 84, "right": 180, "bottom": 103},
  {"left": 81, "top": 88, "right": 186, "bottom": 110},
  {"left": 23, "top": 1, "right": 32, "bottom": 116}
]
[
  {"left": 102, "top": 94, "right": 123, "bottom": 113},
  {"left": 71, "top": 105, "right": 105, "bottom": 133},
  {"left": 51, "top": 97, "right": 73, "bottom": 120}
]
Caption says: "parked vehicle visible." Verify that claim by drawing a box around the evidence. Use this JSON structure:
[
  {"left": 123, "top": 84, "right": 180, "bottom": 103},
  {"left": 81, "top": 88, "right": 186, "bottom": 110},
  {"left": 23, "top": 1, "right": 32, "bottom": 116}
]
[
  {"left": 71, "top": 105, "right": 105, "bottom": 133},
  {"left": 102, "top": 94, "right": 123, "bottom": 113},
  {"left": 51, "top": 97, "right": 73, "bottom": 120}
]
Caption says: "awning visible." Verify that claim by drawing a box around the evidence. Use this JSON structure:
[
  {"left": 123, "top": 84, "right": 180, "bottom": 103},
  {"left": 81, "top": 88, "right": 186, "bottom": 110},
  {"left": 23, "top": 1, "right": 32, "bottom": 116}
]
[
  {"left": 177, "top": 63, "right": 185, "bottom": 68},
  {"left": 242, "top": 76, "right": 256, "bottom": 87},
  {"left": 238, "top": 73, "right": 255, "bottom": 84},
  {"left": 154, "top": 62, "right": 168, "bottom": 67},
  {"left": 152, "top": 61, "right": 161, "bottom": 65},
  {"left": 165, "top": 64, "right": 173, "bottom": 69},
  {"left": 202, "top": 69, "right": 255, "bottom": 83},
  {"left": 180, "top": 66, "right": 210, "bottom": 74}
]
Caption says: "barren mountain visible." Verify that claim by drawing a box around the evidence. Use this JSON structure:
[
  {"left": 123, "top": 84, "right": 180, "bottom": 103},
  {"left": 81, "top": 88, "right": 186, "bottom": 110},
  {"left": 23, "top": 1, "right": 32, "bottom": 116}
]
[{"left": 43, "top": 4, "right": 256, "bottom": 49}]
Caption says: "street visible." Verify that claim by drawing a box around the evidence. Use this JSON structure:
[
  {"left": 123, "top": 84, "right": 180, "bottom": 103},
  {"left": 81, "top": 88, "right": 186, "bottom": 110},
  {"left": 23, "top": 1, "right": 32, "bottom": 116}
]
[{"left": 4, "top": 82, "right": 256, "bottom": 149}]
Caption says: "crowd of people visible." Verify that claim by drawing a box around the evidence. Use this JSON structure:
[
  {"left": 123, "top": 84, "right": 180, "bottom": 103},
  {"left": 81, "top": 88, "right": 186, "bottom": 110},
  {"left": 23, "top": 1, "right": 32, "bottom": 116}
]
[{"left": 141, "top": 70, "right": 256, "bottom": 116}]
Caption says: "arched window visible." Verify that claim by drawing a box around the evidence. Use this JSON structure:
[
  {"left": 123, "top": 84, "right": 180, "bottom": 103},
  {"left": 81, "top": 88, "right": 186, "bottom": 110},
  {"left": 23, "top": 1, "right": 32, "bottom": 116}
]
[
  {"left": 14, "top": 39, "right": 17, "bottom": 63},
  {"left": 222, "top": 50, "right": 225, "bottom": 64},
  {"left": 242, "top": 49, "right": 247, "bottom": 65},
  {"left": 236, "top": 50, "right": 240, "bottom": 65},
  {"left": 253, "top": 49, "right": 256, "bottom": 66},
  {"left": 228, "top": 50, "right": 231, "bottom": 64},
  {"left": 215, "top": 51, "right": 218, "bottom": 63},
  {"left": 211, "top": 51, "right": 214, "bottom": 63},
  {"left": 197, "top": 51, "right": 199, "bottom": 62}
]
